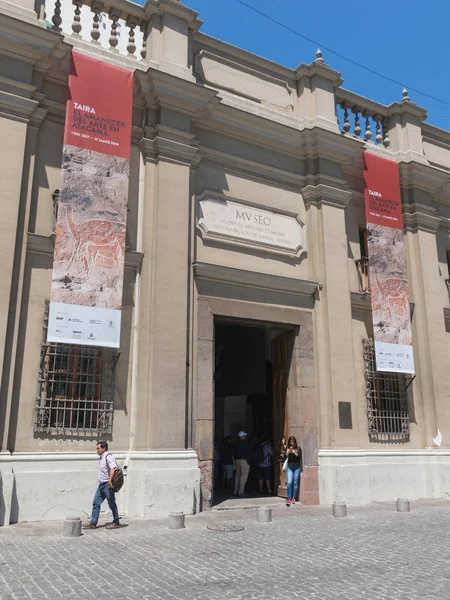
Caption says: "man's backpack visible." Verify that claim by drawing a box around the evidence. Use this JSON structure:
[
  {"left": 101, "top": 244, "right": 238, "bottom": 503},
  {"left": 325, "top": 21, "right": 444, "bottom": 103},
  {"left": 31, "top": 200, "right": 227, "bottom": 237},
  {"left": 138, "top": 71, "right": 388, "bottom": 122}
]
[{"left": 105, "top": 453, "right": 124, "bottom": 493}]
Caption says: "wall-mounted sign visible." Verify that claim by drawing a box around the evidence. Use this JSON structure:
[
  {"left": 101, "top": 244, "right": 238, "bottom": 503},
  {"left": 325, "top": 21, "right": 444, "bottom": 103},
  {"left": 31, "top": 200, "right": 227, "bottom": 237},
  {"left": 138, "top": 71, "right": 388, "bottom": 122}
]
[{"left": 197, "top": 195, "right": 303, "bottom": 256}]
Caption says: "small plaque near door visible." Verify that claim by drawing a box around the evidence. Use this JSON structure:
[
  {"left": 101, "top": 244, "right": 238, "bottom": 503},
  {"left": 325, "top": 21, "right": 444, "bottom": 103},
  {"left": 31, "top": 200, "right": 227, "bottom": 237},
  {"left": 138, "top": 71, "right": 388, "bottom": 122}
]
[{"left": 338, "top": 402, "right": 353, "bottom": 429}]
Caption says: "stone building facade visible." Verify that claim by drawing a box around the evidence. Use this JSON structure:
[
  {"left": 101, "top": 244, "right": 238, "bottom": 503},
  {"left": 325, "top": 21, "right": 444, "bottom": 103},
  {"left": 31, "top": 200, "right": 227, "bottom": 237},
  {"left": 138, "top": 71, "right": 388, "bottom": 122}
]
[{"left": 1, "top": 0, "right": 450, "bottom": 525}]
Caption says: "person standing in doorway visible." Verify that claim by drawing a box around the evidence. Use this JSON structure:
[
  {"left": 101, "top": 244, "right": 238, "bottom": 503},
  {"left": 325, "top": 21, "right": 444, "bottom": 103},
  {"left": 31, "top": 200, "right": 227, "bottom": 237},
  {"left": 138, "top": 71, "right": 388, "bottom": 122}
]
[
  {"left": 233, "top": 431, "right": 252, "bottom": 497},
  {"left": 84, "top": 441, "right": 121, "bottom": 529},
  {"left": 220, "top": 436, "right": 234, "bottom": 493},
  {"left": 258, "top": 435, "right": 273, "bottom": 494},
  {"left": 282, "top": 436, "right": 302, "bottom": 507}
]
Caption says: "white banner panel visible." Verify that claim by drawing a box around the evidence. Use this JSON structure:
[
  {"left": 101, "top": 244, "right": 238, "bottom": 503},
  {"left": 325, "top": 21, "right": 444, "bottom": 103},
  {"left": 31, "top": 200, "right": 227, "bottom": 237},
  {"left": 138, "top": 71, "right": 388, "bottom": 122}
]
[
  {"left": 374, "top": 341, "right": 415, "bottom": 375},
  {"left": 47, "top": 302, "right": 121, "bottom": 348}
]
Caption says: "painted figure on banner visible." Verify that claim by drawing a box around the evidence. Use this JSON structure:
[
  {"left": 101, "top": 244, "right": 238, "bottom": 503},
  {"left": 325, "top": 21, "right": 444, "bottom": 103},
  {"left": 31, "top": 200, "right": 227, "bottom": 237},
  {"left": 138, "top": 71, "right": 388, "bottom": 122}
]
[
  {"left": 51, "top": 145, "right": 129, "bottom": 310},
  {"left": 367, "top": 224, "right": 412, "bottom": 347}
]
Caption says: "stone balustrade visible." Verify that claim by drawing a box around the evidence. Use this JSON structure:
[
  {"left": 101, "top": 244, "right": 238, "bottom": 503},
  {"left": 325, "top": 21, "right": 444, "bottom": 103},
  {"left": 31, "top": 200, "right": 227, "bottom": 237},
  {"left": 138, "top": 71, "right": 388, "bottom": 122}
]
[
  {"left": 45, "top": 0, "right": 147, "bottom": 60},
  {"left": 336, "top": 88, "right": 391, "bottom": 147},
  {"left": 38, "top": 0, "right": 450, "bottom": 170}
]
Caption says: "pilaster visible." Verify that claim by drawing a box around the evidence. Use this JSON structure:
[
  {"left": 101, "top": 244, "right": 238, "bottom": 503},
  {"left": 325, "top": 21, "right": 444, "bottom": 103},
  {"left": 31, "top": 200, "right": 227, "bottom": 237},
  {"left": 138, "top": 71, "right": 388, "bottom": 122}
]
[
  {"left": 302, "top": 184, "right": 358, "bottom": 449},
  {"left": 144, "top": 0, "right": 202, "bottom": 81},
  {"left": 295, "top": 56, "right": 342, "bottom": 133},
  {"left": 403, "top": 199, "right": 450, "bottom": 447},
  {"left": 0, "top": 87, "right": 46, "bottom": 450},
  {"left": 135, "top": 67, "right": 217, "bottom": 450},
  {"left": 387, "top": 96, "right": 428, "bottom": 164}
]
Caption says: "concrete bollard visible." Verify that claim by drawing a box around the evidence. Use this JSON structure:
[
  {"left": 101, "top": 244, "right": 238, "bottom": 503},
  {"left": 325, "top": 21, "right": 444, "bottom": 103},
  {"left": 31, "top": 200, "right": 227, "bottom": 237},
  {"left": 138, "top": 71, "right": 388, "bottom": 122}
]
[
  {"left": 168, "top": 512, "right": 185, "bottom": 530},
  {"left": 257, "top": 507, "right": 272, "bottom": 523},
  {"left": 332, "top": 502, "right": 347, "bottom": 518},
  {"left": 63, "top": 517, "right": 82, "bottom": 537},
  {"left": 396, "top": 498, "right": 411, "bottom": 513}
]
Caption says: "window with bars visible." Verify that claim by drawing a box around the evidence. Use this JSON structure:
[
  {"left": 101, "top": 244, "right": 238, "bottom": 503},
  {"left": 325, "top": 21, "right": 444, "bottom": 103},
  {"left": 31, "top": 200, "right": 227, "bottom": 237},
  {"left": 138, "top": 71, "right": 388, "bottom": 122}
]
[
  {"left": 35, "top": 304, "right": 117, "bottom": 436},
  {"left": 363, "top": 339, "right": 410, "bottom": 440}
]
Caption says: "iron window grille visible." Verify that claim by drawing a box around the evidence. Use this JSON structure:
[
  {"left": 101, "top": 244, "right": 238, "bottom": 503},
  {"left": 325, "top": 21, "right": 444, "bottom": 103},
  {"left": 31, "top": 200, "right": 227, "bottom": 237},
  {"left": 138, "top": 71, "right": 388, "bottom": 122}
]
[
  {"left": 35, "top": 303, "right": 117, "bottom": 436},
  {"left": 355, "top": 257, "right": 370, "bottom": 292},
  {"left": 363, "top": 338, "right": 410, "bottom": 441}
]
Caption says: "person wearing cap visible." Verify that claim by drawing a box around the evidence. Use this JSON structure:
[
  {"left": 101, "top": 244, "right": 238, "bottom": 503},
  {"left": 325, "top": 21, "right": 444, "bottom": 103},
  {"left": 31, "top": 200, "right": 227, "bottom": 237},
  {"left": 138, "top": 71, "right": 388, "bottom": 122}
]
[{"left": 233, "top": 431, "right": 252, "bottom": 497}]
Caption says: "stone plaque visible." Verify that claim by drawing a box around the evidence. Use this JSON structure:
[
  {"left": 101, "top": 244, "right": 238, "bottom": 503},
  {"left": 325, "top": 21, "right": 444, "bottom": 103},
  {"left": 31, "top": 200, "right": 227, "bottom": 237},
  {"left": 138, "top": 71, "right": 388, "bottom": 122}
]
[
  {"left": 338, "top": 402, "right": 353, "bottom": 429},
  {"left": 198, "top": 197, "right": 303, "bottom": 256}
]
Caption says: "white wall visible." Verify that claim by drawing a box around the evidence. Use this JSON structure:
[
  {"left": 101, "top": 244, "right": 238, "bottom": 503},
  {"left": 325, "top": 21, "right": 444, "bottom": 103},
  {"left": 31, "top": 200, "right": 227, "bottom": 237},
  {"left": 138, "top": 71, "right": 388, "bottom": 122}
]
[
  {"left": 0, "top": 450, "right": 200, "bottom": 525},
  {"left": 319, "top": 449, "right": 450, "bottom": 505}
]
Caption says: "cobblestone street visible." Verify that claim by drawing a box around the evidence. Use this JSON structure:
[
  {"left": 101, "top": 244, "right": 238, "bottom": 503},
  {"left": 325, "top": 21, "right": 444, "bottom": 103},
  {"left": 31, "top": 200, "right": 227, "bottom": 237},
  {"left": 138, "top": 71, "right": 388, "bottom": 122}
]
[{"left": 0, "top": 501, "right": 449, "bottom": 600}]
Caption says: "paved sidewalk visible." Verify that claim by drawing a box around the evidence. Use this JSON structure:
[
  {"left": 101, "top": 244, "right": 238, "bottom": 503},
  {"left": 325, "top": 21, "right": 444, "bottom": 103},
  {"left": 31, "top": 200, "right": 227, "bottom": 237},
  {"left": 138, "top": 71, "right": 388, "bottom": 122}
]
[{"left": 0, "top": 501, "right": 449, "bottom": 600}]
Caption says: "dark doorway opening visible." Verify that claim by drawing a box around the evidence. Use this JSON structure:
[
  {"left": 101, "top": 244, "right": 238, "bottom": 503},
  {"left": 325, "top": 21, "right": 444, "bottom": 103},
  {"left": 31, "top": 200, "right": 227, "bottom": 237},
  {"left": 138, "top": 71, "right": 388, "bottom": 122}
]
[{"left": 213, "top": 320, "right": 292, "bottom": 504}]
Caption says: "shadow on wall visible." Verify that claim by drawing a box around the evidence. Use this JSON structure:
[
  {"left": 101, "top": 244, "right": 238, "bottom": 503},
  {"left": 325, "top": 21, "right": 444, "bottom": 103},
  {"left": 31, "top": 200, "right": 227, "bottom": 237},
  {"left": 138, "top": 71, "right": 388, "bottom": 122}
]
[
  {"left": 0, "top": 472, "right": 19, "bottom": 526},
  {"left": 10, "top": 476, "right": 19, "bottom": 524},
  {"left": 0, "top": 474, "right": 5, "bottom": 525}
]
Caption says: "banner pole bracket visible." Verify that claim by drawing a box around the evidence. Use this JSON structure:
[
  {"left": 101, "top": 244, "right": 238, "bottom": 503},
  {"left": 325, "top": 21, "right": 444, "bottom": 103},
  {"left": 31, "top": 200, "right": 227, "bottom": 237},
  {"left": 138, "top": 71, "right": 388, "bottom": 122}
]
[{"left": 405, "top": 375, "right": 416, "bottom": 391}]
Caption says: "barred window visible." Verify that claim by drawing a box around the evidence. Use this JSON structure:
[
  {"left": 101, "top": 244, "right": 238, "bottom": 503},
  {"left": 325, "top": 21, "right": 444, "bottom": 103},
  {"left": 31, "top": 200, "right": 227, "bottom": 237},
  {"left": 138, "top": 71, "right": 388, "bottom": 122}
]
[
  {"left": 35, "top": 304, "right": 117, "bottom": 436},
  {"left": 363, "top": 339, "right": 410, "bottom": 441}
]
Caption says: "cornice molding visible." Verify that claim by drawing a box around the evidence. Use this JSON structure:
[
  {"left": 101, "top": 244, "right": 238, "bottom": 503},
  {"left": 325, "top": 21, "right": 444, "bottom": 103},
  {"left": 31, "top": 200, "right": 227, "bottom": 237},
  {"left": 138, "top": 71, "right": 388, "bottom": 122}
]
[
  {"left": 301, "top": 127, "right": 365, "bottom": 165},
  {"left": 137, "top": 69, "right": 219, "bottom": 119},
  {"left": 144, "top": 0, "right": 202, "bottom": 31},
  {"left": 0, "top": 12, "right": 68, "bottom": 66},
  {"left": 319, "top": 448, "right": 450, "bottom": 458},
  {"left": 301, "top": 184, "right": 351, "bottom": 209},
  {"left": 0, "top": 89, "right": 39, "bottom": 121},
  {"left": 0, "top": 449, "right": 199, "bottom": 463},
  {"left": 295, "top": 61, "right": 343, "bottom": 87},
  {"left": 27, "top": 233, "right": 143, "bottom": 270},
  {"left": 336, "top": 87, "right": 389, "bottom": 118},
  {"left": 194, "top": 33, "right": 295, "bottom": 83},
  {"left": 387, "top": 100, "right": 428, "bottom": 121},
  {"left": 0, "top": 0, "right": 43, "bottom": 26},
  {"left": 403, "top": 210, "right": 441, "bottom": 234},
  {"left": 399, "top": 161, "right": 449, "bottom": 195},
  {"left": 194, "top": 261, "right": 320, "bottom": 300},
  {"left": 351, "top": 291, "right": 415, "bottom": 315},
  {"left": 422, "top": 122, "right": 450, "bottom": 150},
  {"left": 140, "top": 135, "right": 199, "bottom": 165}
]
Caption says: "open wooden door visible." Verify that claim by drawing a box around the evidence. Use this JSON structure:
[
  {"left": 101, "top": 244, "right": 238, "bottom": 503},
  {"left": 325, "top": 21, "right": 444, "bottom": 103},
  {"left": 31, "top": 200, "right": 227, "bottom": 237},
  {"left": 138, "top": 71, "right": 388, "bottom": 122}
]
[{"left": 272, "top": 332, "right": 288, "bottom": 497}]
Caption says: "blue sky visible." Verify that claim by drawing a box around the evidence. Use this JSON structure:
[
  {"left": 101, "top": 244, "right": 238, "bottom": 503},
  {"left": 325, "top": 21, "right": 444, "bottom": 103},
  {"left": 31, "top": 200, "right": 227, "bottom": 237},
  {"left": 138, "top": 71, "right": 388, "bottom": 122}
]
[{"left": 147, "top": 0, "right": 450, "bottom": 129}]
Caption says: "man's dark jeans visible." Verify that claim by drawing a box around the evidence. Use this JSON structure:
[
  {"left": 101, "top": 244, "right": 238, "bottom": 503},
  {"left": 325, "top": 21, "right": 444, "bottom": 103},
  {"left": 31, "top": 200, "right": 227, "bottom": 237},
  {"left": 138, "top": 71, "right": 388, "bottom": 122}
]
[{"left": 91, "top": 482, "right": 120, "bottom": 526}]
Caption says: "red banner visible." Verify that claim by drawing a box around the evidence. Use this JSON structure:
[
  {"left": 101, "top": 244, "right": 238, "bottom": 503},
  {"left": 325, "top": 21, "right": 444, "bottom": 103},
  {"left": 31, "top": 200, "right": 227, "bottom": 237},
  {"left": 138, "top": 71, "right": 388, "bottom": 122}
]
[
  {"left": 64, "top": 52, "right": 133, "bottom": 158},
  {"left": 48, "top": 52, "right": 133, "bottom": 348},
  {"left": 363, "top": 153, "right": 414, "bottom": 374},
  {"left": 364, "top": 153, "right": 403, "bottom": 229}
]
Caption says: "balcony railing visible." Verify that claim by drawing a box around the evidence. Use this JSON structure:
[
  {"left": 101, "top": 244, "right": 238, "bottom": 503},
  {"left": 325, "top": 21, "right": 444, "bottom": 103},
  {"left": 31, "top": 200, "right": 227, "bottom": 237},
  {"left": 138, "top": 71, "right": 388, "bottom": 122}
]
[
  {"left": 336, "top": 88, "right": 391, "bottom": 148},
  {"left": 355, "top": 257, "right": 370, "bottom": 293},
  {"left": 45, "top": 0, "right": 147, "bottom": 60}
]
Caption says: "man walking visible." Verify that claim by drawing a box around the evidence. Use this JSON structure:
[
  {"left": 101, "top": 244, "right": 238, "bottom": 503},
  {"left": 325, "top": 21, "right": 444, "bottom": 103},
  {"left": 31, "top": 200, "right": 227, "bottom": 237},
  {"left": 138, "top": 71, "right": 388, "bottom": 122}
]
[
  {"left": 233, "top": 431, "right": 252, "bottom": 497},
  {"left": 85, "top": 441, "right": 121, "bottom": 529}
]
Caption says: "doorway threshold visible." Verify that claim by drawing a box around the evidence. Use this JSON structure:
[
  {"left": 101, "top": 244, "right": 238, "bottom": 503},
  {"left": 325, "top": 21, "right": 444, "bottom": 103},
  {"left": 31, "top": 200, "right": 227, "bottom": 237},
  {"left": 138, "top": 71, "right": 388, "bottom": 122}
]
[{"left": 212, "top": 495, "right": 286, "bottom": 512}]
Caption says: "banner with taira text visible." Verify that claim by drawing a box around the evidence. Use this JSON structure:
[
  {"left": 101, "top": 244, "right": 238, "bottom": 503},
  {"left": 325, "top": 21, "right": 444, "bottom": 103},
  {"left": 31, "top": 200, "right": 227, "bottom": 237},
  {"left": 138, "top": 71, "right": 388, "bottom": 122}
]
[
  {"left": 47, "top": 51, "right": 133, "bottom": 348},
  {"left": 363, "top": 152, "right": 415, "bottom": 374}
]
